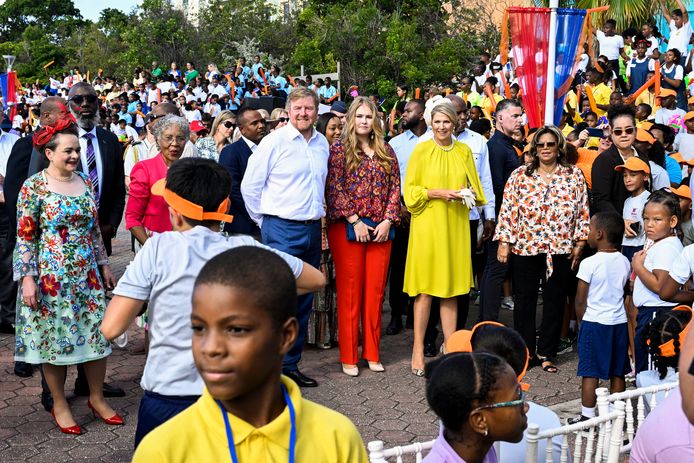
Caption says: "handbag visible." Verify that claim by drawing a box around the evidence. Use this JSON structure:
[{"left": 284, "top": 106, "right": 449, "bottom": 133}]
[{"left": 346, "top": 217, "right": 395, "bottom": 241}]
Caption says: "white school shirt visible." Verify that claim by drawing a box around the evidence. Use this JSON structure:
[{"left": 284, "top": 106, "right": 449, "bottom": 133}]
[
  {"left": 577, "top": 252, "right": 631, "bottom": 324},
  {"left": 675, "top": 132, "right": 694, "bottom": 160},
  {"left": 241, "top": 122, "right": 330, "bottom": 227},
  {"left": 77, "top": 126, "right": 103, "bottom": 193},
  {"left": 500, "top": 402, "right": 564, "bottom": 463},
  {"left": 596, "top": 30, "right": 624, "bottom": 60},
  {"left": 112, "top": 227, "right": 303, "bottom": 396},
  {"left": 622, "top": 190, "right": 651, "bottom": 247},
  {"left": 668, "top": 20, "right": 693, "bottom": 56},
  {"left": 668, "top": 243, "right": 694, "bottom": 285},
  {"left": 633, "top": 236, "right": 684, "bottom": 307},
  {"left": 655, "top": 107, "right": 686, "bottom": 125},
  {"left": 0, "top": 130, "right": 20, "bottom": 178}
]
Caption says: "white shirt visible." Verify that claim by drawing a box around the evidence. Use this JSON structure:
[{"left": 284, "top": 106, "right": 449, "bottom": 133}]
[
  {"left": 669, "top": 243, "right": 694, "bottom": 285},
  {"left": 577, "top": 251, "right": 631, "bottom": 324},
  {"left": 646, "top": 36, "right": 660, "bottom": 57},
  {"left": 183, "top": 108, "right": 202, "bottom": 122},
  {"left": 157, "top": 81, "right": 173, "bottom": 93},
  {"left": 113, "top": 227, "right": 303, "bottom": 396},
  {"left": 622, "top": 190, "right": 651, "bottom": 247},
  {"left": 123, "top": 139, "right": 155, "bottom": 177},
  {"left": 0, "top": 130, "right": 20, "bottom": 179},
  {"left": 241, "top": 136, "right": 258, "bottom": 152},
  {"left": 675, "top": 132, "right": 694, "bottom": 160},
  {"left": 668, "top": 20, "right": 693, "bottom": 56},
  {"left": 626, "top": 57, "right": 656, "bottom": 77},
  {"left": 207, "top": 84, "right": 228, "bottom": 98},
  {"left": 655, "top": 107, "right": 686, "bottom": 125},
  {"left": 389, "top": 129, "right": 429, "bottom": 190},
  {"left": 241, "top": 123, "right": 330, "bottom": 226},
  {"left": 203, "top": 103, "right": 221, "bottom": 117},
  {"left": 500, "top": 402, "right": 564, "bottom": 463},
  {"left": 596, "top": 30, "right": 624, "bottom": 60},
  {"left": 633, "top": 236, "right": 683, "bottom": 307},
  {"left": 650, "top": 162, "right": 671, "bottom": 191},
  {"left": 78, "top": 126, "right": 103, "bottom": 193}
]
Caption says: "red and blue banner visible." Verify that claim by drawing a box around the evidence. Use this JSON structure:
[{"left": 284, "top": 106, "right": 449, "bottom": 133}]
[{"left": 0, "top": 71, "right": 18, "bottom": 120}]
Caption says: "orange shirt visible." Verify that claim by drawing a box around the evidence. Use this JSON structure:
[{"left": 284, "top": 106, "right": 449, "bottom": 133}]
[{"left": 576, "top": 148, "right": 600, "bottom": 189}]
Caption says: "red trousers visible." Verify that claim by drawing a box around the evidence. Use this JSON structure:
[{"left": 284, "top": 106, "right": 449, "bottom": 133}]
[{"left": 327, "top": 222, "right": 392, "bottom": 364}]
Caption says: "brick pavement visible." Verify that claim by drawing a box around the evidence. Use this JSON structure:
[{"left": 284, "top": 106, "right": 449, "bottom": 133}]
[{"left": 0, "top": 226, "right": 585, "bottom": 462}]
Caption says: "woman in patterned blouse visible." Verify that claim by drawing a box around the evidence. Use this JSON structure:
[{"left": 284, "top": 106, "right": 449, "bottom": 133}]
[
  {"left": 194, "top": 110, "right": 236, "bottom": 162},
  {"left": 326, "top": 96, "right": 401, "bottom": 377},
  {"left": 495, "top": 125, "right": 590, "bottom": 374}
]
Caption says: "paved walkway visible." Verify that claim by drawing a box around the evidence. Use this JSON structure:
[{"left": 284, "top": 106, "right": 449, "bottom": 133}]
[{"left": 0, "top": 226, "right": 585, "bottom": 462}]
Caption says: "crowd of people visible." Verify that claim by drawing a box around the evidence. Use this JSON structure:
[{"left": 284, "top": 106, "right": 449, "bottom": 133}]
[{"left": 2, "top": 2, "right": 694, "bottom": 461}]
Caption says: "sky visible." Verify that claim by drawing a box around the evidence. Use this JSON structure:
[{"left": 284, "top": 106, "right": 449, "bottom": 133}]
[{"left": 73, "top": 0, "right": 142, "bottom": 22}]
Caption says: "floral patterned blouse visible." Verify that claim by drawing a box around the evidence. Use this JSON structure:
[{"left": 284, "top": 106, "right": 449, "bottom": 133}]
[
  {"left": 195, "top": 136, "right": 222, "bottom": 162},
  {"left": 326, "top": 140, "right": 401, "bottom": 225},
  {"left": 494, "top": 164, "right": 590, "bottom": 276}
]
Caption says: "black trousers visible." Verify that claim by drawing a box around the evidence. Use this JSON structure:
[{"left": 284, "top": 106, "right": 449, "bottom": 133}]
[
  {"left": 0, "top": 205, "right": 17, "bottom": 326},
  {"left": 388, "top": 221, "right": 412, "bottom": 320},
  {"left": 512, "top": 253, "right": 573, "bottom": 358},
  {"left": 478, "top": 239, "right": 509, "bottom": 322},
  {"left": 425, "top": 220, "right": 478, "bottom": 344}
]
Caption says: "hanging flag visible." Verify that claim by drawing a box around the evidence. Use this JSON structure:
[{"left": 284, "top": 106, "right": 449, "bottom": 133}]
[{"left": 553, "top": 8, "right": 587, "bottom": 125}]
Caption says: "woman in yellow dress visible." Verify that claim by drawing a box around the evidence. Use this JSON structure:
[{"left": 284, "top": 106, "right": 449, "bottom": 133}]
[{"left": 404, "top": 103, "right": 486, "bottom": 376}]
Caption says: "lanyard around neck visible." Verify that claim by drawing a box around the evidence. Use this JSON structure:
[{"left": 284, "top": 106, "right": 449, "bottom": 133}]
[{"left": 216, "top": 384, "right": 296, "bottom": 463}]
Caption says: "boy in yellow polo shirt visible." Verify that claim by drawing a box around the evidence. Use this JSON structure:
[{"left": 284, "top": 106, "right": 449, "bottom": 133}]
[{"left": 133, "top": 246, "right": 368, "bottom": 462}]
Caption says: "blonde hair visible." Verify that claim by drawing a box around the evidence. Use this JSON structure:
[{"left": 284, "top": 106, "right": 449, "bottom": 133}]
[
  {"left": 430, "top": 102, "right": 459, "bottom": 132},
  {"left": 286, "top": 87, "right": 319, "bottom": 110},
  {"left": 341, "top": 96, "right": 393, "bottom": 175},
  {"left": 211, "top": 110, "right": 236, "bottom": 138}
]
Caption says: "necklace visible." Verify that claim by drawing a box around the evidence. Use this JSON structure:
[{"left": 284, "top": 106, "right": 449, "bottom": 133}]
[
  {"left": 538, "top": 165, "right": 558, "bottom": 178},
  {"left": 45, "top": 169, "right": 74, "bottom": 182},
  {"left": 434, "top": 139, "right": 455, "bottom": 152}
]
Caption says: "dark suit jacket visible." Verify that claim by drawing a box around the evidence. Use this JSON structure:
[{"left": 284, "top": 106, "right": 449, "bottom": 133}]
[
  {"left": 4, "top": 136, "right": 34, "bottom": 245},
  {"left": 591, "top": 145, "right": 650, "bottom": 216},
  {"left": 218, "top": 139, "right": 261, "bottom": 237},
  {"left": 26, "top": 127, "right": 125, "bottom": 255}
]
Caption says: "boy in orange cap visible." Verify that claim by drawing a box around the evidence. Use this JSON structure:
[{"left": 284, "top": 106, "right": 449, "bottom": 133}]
[
  {"left": 672, "top": 184, "right": 694, "bottom": 245},
  {"left": 655, "top": 88, "right": 686, "bottom": 125},
  {"left": 616, "top": 157, "right": 652, "bottom": 260}
]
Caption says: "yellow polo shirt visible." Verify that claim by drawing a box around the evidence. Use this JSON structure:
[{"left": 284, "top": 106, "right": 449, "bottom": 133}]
[
  {"left": 133, "top": 376, "right": 368, "bottom": 463},
  {"left": 589, "top": 82, "right": 611, "bottom": 117}
]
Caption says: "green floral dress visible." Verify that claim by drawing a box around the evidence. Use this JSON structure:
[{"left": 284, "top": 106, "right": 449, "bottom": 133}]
[{"left": 13, "top": 171, "right": 111, "bottom": 365}]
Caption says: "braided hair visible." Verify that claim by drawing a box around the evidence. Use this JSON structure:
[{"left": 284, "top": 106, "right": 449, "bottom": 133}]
[
  {"left": 424, "top": 352, "right": 507, "bottom": 436},
  {"left": 643, "top": 309, "right": 692, "bottom": 379},
  {"left": 644, "top": 189, "right": 682, "bottom": 237}
]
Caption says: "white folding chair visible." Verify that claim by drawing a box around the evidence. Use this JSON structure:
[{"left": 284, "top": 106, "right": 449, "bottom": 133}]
[
  {"left": 525, "top": 400, "right": 625, "bottom": 463},
  {"left": 367, "top": 439, "right": 436, "bottom": 463},
  {"left": 595, "top": 381, "right": 678, "bottom": 452}
]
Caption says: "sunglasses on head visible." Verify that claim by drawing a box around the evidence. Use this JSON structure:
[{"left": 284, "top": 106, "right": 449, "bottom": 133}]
[
  {"left": 536, "top": 141, "right": 557, "bottom": 148},
  {"left": 612, "top": 127, "right": 635, "bottom": 136},
  {"left": 223, "top": 120, "right": 236, "bottom": 129},
  {"left": 70, "top": 94, "right": 98, "bottom": 105}
]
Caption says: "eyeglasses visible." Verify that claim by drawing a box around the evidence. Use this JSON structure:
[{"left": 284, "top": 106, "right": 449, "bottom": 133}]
[
  {"left": 160, "top": 135, "right": 187, "bottom": 144},
  {"left": 223, "top": 121, "right": 236, "bottom": 129},
  {"left": 278, "top": 117, "right": 289, "bottom": 123},
  {"left": 536, "top": 141, "right": 557, "bottom": 148},
  {"left": 472, "top": 386, "right": 527, "bottom": 414},
  {"left": 70, "top": 94, "right": 98, "bottom": 105},
  {"left": 612, "top": 127, "right": 635, "bottom": 136}
]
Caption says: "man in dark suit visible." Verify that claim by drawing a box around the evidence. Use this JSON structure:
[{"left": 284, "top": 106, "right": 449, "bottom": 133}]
[{"left": 218, "top": 107, "right": 266, "bottom": 238}]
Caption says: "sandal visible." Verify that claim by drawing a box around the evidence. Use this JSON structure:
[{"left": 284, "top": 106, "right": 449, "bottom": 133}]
[{"left": 540, "top": 357, "right": 558, "bottom": 374}]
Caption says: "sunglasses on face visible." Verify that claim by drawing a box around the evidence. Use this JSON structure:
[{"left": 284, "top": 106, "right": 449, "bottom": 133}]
[
  {"left": 70, "top": 94, "right": 98, "bottom": 105},
  {"left": 278, "top": 117, "right": 289, "bottom": 123},
  {"left": 472, "top": 386, "right": 527, "bottom": 414},
  {"left": 612, "top": 127, "right": 635, "bottom": 136},
  {"left": 536, "top": 141, "right": 557, "bottom": 148},
  {"left": 223, "top": 121, "right": 236, "bottom": 129}
]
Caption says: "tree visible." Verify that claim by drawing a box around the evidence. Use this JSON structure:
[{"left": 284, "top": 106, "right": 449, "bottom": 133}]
[{"left": 0, "top": 0, "right": 84, "bottom": 42}]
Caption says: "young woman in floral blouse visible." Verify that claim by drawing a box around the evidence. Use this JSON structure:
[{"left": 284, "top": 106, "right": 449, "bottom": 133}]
[
  {"left": 326, "top": 96, "right": 401, "bottom": 377},
  {"left": 13, "top": 118, "right": 122, "bottom": 435},
  {"left": 495, "top": 125, "right": 590, "bottom": 373}
]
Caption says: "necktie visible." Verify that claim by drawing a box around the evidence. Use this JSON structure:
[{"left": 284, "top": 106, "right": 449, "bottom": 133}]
[{"left": 83, "top": 132, "right": 99, "bottom": 207}]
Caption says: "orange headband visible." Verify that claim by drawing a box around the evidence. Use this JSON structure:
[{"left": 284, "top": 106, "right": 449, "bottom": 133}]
[
  {"left": 446, "top": 321, "right": 531, "bottom": 391},
  {"left": 647, "top": 305, "right": 693, "bottom": 357},
  {"left": 152, "top": 179, "right": 234, "bottom": 223}
]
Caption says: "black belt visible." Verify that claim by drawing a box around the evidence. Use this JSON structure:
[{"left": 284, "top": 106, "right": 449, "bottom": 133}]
[{"left": 266, "top": 215, "right": 320, "bottom": 225}]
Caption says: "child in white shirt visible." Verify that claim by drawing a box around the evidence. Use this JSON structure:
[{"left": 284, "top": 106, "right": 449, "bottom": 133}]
[{"left": 617, "top": 157, "right": 651, "bottom": 260}]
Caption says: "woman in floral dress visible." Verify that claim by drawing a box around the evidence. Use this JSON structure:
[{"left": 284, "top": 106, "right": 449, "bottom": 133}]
[{"left": 14, "top": 118, "right": 121, "bottom": 435}]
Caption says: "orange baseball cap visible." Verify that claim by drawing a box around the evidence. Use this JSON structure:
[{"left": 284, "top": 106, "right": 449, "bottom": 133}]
[
  {"left": 152, "top": 179, "right": 234, "bottom": 222},
  {"left": 671, "top": 185, "right": 692, "bottom": 200},
  {"left": 615, "top": 157, "right": 651, "bottom": 174},
  {"left": 636, "top": 128, "right": 656, "bottom": 144},
  {"left": 671, "top": 152, "right": 686, "bottom": 164},
  {"left": 685, "top": 111, "right": 694, "bottom": 122},
  {"left": 658, "top": 88, "right": 677, "bottom": 98},
  {"left": 689, "top": 96, "right": 694, "bottom": 104}
]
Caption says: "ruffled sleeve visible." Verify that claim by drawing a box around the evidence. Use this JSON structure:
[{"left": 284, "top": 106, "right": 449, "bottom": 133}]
[
  {"left": 571, "top": 166, "right": 590, "bottom": 242},
  {"left": 326, "top": 141, "right": 355, "bottom": 222}
]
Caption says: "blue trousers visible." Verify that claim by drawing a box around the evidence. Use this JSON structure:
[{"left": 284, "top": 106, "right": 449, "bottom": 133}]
[
  {"left": 261, "top": 216, "right": 322, "bottom": 371},
  {"left": 134, "top": 390, "right": 199, "bottom": 448},
  {"left": 635, "top": 305, "right": 674, "bottom": 374}
]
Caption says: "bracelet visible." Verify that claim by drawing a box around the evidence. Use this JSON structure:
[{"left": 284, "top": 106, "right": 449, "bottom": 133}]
[{"left": 351, "top": 218, "right": 362, "bottom": 226}]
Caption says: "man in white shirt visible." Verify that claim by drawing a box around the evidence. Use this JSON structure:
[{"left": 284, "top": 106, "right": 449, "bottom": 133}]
[
  {"left": 241, "top": 87, "right": 329, "bottom": 388},
  {"left": 661, "top": 0, "right": 693, "bottom": 64},
  {"left": 207, "top": 76, "right": 228, "bottom": 99}
]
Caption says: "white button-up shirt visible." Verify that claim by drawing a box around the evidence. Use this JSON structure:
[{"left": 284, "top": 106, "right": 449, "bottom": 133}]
[
  {"left": 388, "top": 129, "right": 429, "bottom": 190},
  {"left": 0, "top": 130, "right": 20, "bottom": 180},
  {"left": 241, "top": 122, "right": 329, "bottom": 226}
]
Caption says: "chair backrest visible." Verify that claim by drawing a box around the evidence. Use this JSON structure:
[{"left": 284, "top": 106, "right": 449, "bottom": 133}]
[
  {"left": 525, "top": 400, "right": 625, "bottom": 463},
  {"left": 367, "top": 439, "right": 436, "bottom": 463},
  {"left": 595, "top": 381, "right": 678, "bottom": 452}
]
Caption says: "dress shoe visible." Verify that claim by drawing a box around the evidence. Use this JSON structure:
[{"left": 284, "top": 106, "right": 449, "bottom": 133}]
[
  {"left": 284, "top": 370, "right": 318, "bottom": 387},
  {"left": 41, "top": 391, "right": 54, "bottom": 412},
  {"left": 14, "top": 361, "right": 33, "bottom": 378},
  {"left": 424, "top": 342, "right": 437, "bottom": 358},
  {"left": 385, "top": 317, "right": 403, "bottom": 335},
  {"left": 88, "top": 400, "right": 124, "bottom": 425},
  {"left": 341, "top": 364, "right": 359, "bottom": 377},
  {"left": 367, "top": 361, "right": 385, "bottom": 372},
  {"left": 74, "top": 380, "right": 125, "bottom": 397},
  {"left": 51, "top": 409, "right": 82, "bottom": 435},
  {"left": 0, "top": 321, "right": 14, "bottom": 334}
]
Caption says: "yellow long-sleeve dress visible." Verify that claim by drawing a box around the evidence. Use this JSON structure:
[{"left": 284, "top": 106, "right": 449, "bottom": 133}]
[{"left": 403, "top": 139, "right": 486, "bottom": 298}]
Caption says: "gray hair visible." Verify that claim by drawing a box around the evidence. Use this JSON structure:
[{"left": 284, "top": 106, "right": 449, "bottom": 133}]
[{"left": 152, "top": 114, "right": 190, "bottom": 142}]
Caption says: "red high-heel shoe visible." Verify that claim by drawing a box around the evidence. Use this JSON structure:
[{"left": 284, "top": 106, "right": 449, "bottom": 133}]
[
  {"left": 51, "top": 409, "right": 82, "bottom": 435},
  {"left": 87, "top": 400, "right": 124, "bottom": 426}
]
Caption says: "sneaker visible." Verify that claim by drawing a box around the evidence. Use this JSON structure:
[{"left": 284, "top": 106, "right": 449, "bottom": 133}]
[
  {"left": 501, "top": 297, "right": 514, "bottom": 311},
  {"left": 567, "top": 414, "right": 590, "bottom": 425},
  {"left": 557, "top": 338, "right": 573, "bottom": 355}
]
